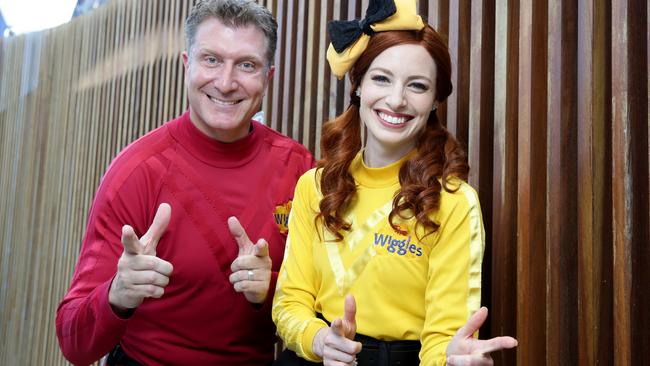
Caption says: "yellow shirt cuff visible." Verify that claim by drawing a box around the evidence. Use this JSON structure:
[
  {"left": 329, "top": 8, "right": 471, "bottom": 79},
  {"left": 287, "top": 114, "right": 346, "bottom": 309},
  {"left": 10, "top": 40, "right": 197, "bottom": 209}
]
[{"left": 301, "top": 320, "right": 328, "bottom": 362}]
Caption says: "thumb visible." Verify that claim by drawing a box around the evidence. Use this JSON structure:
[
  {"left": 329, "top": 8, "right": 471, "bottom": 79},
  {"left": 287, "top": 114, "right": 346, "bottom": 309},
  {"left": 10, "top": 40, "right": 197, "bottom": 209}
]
[
  {"left": 121, "top": 225, "right": 142, "bottom": 255},
  {"left": 141, "top": 203, "right": 171, "bottom": 255},
  {"left": 343, "top": 294, "right": 357, "bottom": 339},
  {"left": 254, "top": 239, "right": 269, "bottom": 257},
  {"left": 228, "top": 216, "right": 253, "bottom": 254},
  {"left": 456, "top": 306, "right": 488, "bottom": 339}
]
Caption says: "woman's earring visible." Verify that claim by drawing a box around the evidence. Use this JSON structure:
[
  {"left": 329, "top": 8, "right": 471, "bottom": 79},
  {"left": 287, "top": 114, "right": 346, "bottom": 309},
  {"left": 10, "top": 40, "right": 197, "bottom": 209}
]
[
  {"left": 431, "top": 102, "right": 438, "bottom": 112},
  {"left": 355, "top": 89, "right": 361, "bottom": 97}
]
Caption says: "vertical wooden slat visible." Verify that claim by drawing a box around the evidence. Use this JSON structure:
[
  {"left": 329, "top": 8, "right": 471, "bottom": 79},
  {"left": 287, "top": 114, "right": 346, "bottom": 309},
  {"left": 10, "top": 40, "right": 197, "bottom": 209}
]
[
  {"left": 435, "top": 0, "right": 450, "bottom": 151},
  {"left": 625, "top": 0, "right": 649, "bottom": 364},
  {"left": 291, "top": 0, "right": 307, "bottom": 141},
  {"left": 162, "top": 1, "right": 175, "bottom": 124},
  {"left": 446, "top": 0, "right": 471, "bottom": 144},
  {"left": 302, "top": 0, "right": 320, "bottom": 153},
  {"left": 611, "top": 1, "right": 633, "bottom": 364},
  {"left": 466, "top": 0, "right": 496, "bottom": 345},
  {"left": 577, "top": 0, "right": 614, "bottom": 365},
  {"left": 141, "top": 0, "right": 154, "bottom": 135},
  {"left": 280, "top": 0, "right": 297, "bottom": 136},
  {"left": 260, "top": 0, "right": 271, "bottom": 125},
  {"left": 517, "top": 0, "right": 548, "bottom": 364},
  {"left": 270, "top": 0, "right": 283, "bottom": 131},
  {"left": 314, "top": 0, "right": 334, "bottom": 157},
  {"left": 327, "top": 0, "right": 343, "bottom": 121},
  {"left": 546, "top": 0, "right": 579, "bottom": 364},
  {"left": 490, "top": 0, "right": 518, "bottom": 363}
]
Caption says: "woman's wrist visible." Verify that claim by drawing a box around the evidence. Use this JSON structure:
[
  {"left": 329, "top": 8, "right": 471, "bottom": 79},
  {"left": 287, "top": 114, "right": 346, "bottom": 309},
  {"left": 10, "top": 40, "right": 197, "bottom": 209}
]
[{"left": 312, "top": 327, "right": 328, "bottom": 358}]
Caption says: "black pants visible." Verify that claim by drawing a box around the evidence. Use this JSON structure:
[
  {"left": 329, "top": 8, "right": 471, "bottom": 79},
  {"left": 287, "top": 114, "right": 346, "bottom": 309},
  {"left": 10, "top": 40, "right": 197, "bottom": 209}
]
[
  {"left": 274, "top": 333, "right": 421, "bottom": 366},
  {"left": 106, "top": 344, "right": 143, "bottom": 366}
]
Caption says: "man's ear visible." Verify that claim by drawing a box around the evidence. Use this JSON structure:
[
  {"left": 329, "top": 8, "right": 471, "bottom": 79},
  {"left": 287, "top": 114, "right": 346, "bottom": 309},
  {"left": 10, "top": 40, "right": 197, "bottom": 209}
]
[
  {"left": 182, "top": 51, "right": 190, "bottom": 87},
  {"left": 266, "top": 65, "right": 275, "bottom": 82},
  {"left": 182, "top": 51, "right": 189, "bottom": 70}
]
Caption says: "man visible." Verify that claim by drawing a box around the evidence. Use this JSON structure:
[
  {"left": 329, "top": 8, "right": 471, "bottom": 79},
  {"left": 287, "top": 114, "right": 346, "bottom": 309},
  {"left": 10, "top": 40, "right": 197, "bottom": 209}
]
[{"left": 56, "top": 0, "right": 314, "bottom": 364}]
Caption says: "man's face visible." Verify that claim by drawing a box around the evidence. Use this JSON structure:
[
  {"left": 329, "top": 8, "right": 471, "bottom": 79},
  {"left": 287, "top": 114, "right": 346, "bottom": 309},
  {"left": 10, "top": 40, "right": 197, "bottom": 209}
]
[{"left": 183, "top": 17, "right": 274, "bottom": 142}]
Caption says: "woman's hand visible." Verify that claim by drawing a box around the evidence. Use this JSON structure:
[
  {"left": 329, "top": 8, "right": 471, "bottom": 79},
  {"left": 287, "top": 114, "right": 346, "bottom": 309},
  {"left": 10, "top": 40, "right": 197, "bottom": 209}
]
[
  {"left": 446, "top": 307, "right": 518, "bottom": 366},
  {"left": 313, "top": 295, "right": 362, "bottom": 366}
]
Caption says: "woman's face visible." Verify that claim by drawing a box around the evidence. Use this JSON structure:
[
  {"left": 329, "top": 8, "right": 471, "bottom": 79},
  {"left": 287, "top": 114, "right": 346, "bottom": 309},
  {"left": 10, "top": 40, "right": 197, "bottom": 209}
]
[{"left": 358, "top": 44, "right": 437, "bottom": 161}]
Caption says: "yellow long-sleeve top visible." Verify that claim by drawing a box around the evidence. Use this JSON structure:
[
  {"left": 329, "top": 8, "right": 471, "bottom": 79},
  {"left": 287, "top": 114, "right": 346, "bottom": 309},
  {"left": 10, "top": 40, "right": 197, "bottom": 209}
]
[{"left": 272, "top": 151, "right": 485, "bottom": 365}]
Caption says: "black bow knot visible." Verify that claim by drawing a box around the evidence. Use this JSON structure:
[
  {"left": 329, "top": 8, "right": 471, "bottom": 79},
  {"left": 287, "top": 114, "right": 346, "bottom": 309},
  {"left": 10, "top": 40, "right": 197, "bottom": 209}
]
[{"left": 328, "top": 0, "right": 397, "bottom": 53}]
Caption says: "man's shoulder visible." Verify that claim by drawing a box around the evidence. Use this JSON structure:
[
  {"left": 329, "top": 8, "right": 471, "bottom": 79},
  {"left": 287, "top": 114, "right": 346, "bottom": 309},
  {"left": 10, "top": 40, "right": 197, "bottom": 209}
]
[
  {"left": 257, "top": 122, "right": 310, "bottom": 152},
  {"left": 99, "top": 122, "right": 175, "bottom": 193},
  {"left": 256, "top": 122, "right": 314, "bottom": 163},
  {"left": 111, "top": 124, "right": 173, "bottom": 166}
]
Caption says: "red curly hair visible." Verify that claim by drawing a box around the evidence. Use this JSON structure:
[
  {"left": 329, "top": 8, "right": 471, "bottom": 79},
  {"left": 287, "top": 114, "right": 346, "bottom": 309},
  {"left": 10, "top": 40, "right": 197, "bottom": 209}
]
[{"left": 317, "top": 25, "right": 469, "bottom": 241}]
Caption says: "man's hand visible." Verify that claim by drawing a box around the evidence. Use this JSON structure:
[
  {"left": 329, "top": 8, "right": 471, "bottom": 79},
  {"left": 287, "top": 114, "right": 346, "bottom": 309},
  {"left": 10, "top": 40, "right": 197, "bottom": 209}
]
[
  {"left": 313, "top": 295, "right": 362, "bottom": 366},
  {"left": 228, "top": 216, "right": 272, "bottom": 304},
  {"left": 108, "top": 203, "right": 174, "bottom": 317},
  {"left": 446, "top": 307, "right": 518, "bottom": 366}
]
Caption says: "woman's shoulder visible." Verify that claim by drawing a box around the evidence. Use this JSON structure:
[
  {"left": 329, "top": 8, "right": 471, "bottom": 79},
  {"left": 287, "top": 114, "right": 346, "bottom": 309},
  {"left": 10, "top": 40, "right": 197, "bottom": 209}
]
[
  {"left": 295, "top": 167, "right": 321, "bottom": 193},
  {"left": 438, "top": 177, "right": 481, "bottom": 214},
  {"left": 297, "top": 167, "right": 319, "bottom": 182}
]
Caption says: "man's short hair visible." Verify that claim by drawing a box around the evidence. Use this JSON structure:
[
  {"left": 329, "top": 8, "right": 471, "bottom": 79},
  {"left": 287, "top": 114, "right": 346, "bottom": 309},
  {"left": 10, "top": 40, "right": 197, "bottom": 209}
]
[{"left": 185, "top": 0, "right": 278, "bottom": 66}]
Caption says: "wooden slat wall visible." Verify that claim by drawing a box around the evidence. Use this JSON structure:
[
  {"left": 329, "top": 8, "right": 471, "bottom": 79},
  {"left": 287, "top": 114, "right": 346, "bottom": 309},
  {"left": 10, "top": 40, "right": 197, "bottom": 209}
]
[{"left": 0, "top": 0, "right": 647, "bottom": 365}]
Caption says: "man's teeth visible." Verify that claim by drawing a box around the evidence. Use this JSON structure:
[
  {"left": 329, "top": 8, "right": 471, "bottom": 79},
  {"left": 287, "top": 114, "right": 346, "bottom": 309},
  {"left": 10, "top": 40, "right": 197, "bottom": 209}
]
[
  {"left": 378, "top": 112, "right": 407, "bottom": 125},
  {"left": 209, "top": 96, "right": 237, "bottom": 105}
]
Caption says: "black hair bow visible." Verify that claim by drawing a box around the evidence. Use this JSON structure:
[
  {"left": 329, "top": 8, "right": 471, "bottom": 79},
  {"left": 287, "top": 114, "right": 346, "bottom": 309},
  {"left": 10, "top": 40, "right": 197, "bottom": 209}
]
[{"left": 327, "top": 0, "right": 397, "bottom": 53}]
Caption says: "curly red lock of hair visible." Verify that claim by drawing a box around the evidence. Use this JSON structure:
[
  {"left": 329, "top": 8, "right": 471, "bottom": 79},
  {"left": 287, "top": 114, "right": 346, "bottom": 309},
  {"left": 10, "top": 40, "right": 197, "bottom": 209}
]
[{"left": 316, "top": 24, "right": 469, "bottom": 241}]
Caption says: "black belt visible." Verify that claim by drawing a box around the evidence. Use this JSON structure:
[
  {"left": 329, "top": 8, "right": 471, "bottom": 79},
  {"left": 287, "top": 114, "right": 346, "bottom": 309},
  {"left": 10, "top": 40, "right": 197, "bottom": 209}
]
[
  {"left": 318, "top": 313, "right": 420, "bottom": 366},
  {"left": 354, "top": 333, "right": 420, "bottom": 366},
  {"left": 106, "top": 344, "right": 143, "bottom": 366},
  {"left": 274, "top": 336, "right": 420, "bottom": 366}
]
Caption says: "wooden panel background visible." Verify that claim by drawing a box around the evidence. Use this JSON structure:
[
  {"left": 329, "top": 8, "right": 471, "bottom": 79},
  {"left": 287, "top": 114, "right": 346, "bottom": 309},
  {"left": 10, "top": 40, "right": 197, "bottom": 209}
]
[{"left": 0, "top": 0, "right": 647, "bottom": 364}]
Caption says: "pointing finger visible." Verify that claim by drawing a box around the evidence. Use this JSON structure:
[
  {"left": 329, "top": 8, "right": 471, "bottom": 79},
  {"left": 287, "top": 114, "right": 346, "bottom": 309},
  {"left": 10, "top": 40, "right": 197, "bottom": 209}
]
[
  {"left": 121, "top": 225, "right": 142, "bottom": 255},
  {"left": 142, "top": 203, "right": 171, "bottom": 255},
  {"left": 228, "top": 216, "right": 254, "bottom": 254},
  {"left": 344, "top": 295, "right": 357, "bottom": 328},
  {"left": 477, "top": 336, "right": 518, "bottom": 354},
  {"left": 130, "top": 255, "right": 174, "bottom": 276},
  {"left": 343, "top": 294, "right": 357, "bottom": 340}
]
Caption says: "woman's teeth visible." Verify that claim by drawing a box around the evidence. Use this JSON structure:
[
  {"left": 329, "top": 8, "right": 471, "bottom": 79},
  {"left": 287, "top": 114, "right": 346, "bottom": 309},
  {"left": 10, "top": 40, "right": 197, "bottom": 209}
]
[{"left": 378, "top": 112, "right": 407, "bottom": 125}]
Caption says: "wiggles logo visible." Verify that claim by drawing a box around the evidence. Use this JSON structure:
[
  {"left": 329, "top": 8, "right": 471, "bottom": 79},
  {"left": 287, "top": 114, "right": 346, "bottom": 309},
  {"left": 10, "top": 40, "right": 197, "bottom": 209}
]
[
  {"left": 274, "top": 201, "right": 291, "bottom": 234},
  {"left": 373, "top": 233, "right": 423, "bottom": 257}
]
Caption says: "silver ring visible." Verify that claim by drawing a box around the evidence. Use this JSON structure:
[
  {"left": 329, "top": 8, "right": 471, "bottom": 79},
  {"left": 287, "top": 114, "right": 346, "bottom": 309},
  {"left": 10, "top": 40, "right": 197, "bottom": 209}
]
[
  {"left": 352, "top": 359, "right": 358, "bottom": 366},
  {"left": 247, "top": 270, "right": 254, "bottom": 281}
]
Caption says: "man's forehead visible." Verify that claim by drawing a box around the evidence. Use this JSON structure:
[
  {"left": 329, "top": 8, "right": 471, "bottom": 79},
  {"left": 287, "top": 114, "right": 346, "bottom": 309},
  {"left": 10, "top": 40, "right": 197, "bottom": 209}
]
[
  {"left": 192, "top": 18, "right": 267, "bottom": 57},
  {"left": 196, "top": 18, "right": 266, "bottom": 42}
]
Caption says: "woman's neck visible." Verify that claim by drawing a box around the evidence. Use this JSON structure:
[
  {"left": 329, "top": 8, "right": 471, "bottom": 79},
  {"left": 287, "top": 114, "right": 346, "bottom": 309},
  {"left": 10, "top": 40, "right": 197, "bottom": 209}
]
[{"left": 363, "top": 138, "right": 415, "bottom": 168}]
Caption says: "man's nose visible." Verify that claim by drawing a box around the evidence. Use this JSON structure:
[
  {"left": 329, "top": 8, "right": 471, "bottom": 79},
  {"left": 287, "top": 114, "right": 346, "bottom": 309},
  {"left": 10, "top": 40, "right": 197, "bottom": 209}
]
[{"left": 215, "top": 64, "right": 238, "bottom": 93}]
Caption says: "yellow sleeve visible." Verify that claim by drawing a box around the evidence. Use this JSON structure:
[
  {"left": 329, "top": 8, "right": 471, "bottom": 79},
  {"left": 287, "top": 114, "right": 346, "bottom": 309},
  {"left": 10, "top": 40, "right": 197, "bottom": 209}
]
[
  {"left": 419, "top": 182, "right": 485, "bottom": 365},
  {"left": 272, "top": 170, "right": 328, "bottom": 362}
]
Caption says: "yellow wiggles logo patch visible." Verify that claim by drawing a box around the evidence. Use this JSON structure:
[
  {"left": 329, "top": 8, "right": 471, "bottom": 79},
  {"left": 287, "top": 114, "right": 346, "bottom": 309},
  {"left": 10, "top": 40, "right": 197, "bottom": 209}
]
[{"left": 274, "top": 200, "right": 292, "bottom": 234}]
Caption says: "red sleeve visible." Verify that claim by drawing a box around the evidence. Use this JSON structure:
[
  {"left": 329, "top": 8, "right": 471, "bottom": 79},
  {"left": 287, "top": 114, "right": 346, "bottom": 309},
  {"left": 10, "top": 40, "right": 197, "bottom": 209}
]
[
  {"left": 56, "top": 198, "right": 130, "bottom": 364},
  {"left": 56, "top": 152, "right": 164, "bottom": 365}
]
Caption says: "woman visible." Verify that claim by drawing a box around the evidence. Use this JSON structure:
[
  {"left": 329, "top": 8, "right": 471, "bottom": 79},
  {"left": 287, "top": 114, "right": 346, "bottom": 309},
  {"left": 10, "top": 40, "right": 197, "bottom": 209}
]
[{"left": 273, "top": 1, "right": 517, "bottom": 365}]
